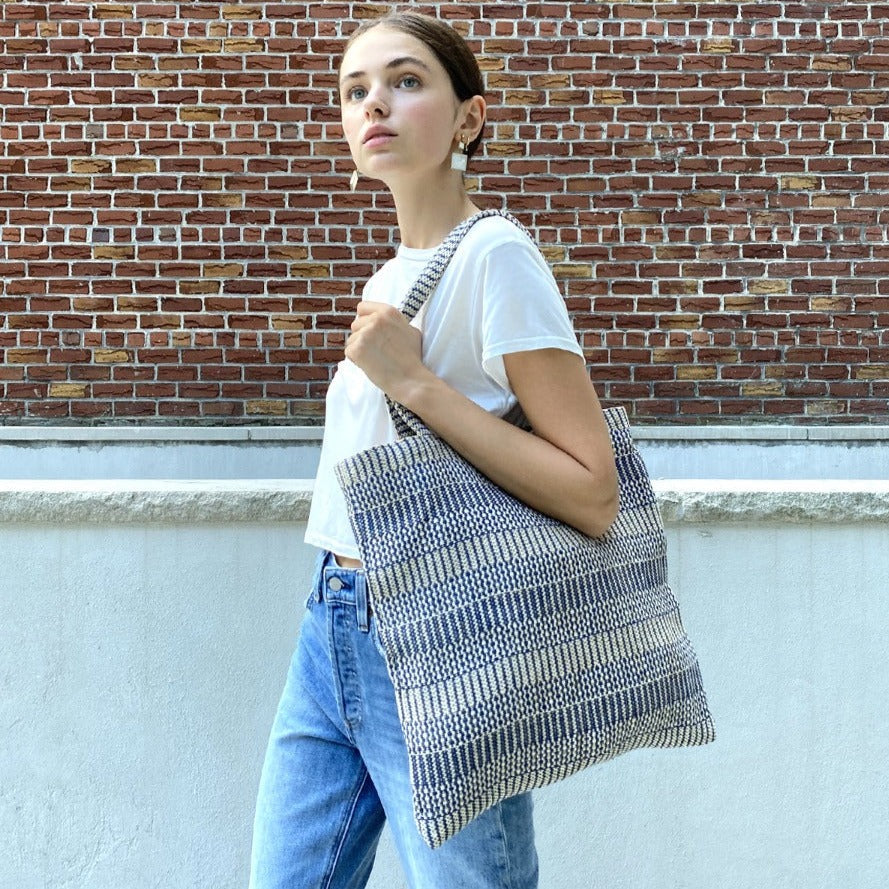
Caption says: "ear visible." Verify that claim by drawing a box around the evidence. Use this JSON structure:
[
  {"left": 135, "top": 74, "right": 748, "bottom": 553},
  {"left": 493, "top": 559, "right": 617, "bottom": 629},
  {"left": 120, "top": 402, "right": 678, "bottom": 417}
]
[{"left": 456, "top": 95, "right": 487, "bottom": 144}]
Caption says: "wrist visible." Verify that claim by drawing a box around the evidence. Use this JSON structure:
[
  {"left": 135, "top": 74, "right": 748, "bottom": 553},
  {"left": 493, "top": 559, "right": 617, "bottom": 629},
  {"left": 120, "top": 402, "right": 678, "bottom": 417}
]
[{"left": 389, "top": 367, "right": 442, "bottom": 416}]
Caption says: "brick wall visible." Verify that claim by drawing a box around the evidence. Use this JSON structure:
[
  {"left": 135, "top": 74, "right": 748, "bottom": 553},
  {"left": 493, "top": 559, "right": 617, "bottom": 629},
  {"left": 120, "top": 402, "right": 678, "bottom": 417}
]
[{"left": 1, "top": 1, "right": 887, "bottom": 425}]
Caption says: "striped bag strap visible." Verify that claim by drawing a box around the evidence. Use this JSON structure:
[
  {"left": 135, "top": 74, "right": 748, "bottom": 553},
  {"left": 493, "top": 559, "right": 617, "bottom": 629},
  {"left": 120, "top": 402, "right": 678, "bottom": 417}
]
[{"left": 387, "top": 209, "right": 533, "bottom": 438}]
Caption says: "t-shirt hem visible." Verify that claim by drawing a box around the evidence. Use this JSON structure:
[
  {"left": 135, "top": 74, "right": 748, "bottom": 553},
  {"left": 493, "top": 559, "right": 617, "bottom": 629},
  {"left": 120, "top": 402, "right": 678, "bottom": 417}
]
[
  {"left": 303, "top": 530, "right": 361, "bottom": 561},
  {"left": 482, "top": 335, "right": 584, "bottom": 366}
]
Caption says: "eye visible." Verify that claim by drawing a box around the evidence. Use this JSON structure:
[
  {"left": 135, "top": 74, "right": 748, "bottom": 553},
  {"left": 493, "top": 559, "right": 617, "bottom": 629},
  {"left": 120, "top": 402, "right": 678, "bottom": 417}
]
[
  {"left": 398, "top": 74, "right": 421, "bottom": 89},
  {"left": 346, "top": 85, "right": 368, "bottom": 102}
]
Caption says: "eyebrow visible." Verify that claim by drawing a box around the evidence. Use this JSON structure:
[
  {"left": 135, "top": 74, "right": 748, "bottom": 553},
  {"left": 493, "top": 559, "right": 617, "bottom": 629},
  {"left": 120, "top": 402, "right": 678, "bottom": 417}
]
[{"left": 340, "top": 56, "right": 432, "bottom": 85}]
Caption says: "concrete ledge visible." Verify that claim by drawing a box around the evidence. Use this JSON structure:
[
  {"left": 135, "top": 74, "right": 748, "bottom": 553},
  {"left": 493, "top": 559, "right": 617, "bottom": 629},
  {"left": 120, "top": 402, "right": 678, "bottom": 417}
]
[
  {"left": 0, "top": 425, "right": 324, "bottom": 442},
  {"left": 2, "top": 424, "right": 889, "bottom": 443},
  {"left": 635, "top": 425, "right": 889, "bottom": 441},
  {"left": 653, "top": 479, "right": 889, "bottom": 524},
  {"left": 1, "top": 479, "right": 887, "bottom": 525},
  {"left": 0, "top": 479, "right": 315, "bottom": 524}
]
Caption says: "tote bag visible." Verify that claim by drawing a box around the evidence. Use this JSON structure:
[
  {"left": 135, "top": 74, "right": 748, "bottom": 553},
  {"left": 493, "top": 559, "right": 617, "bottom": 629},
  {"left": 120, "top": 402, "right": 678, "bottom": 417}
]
[{"left": 335, "top": 210, "right": 715, "bottom": 849}]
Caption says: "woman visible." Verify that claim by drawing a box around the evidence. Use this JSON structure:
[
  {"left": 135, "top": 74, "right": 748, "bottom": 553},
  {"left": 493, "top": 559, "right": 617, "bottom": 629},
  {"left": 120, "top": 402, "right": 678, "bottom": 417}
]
[{"left": 249, "top": 12, "right": 619, "bottom": 889}]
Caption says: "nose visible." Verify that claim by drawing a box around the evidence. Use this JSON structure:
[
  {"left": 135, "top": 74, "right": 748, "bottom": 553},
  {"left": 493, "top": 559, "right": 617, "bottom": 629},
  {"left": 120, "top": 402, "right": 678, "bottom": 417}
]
[{"left": 362, "top": 84, "right": 389, "bottom": 119}]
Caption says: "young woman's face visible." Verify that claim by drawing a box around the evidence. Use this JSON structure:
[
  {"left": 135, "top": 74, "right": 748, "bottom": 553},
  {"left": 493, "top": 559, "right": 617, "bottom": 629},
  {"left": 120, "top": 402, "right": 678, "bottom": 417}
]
[{"left": 339, "top": 26, "right": 467, "bottom": 185}]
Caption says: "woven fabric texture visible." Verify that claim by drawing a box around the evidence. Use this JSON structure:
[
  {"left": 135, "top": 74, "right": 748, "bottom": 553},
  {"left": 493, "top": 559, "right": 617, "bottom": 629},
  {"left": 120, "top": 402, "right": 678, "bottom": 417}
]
[{"left": 335, "top": 212, "right": 715, "bottom": 849}]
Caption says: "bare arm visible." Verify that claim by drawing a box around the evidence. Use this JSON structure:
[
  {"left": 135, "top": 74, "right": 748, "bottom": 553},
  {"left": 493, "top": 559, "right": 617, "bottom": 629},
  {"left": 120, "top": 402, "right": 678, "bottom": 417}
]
[{"left": 346, "top": 301, "right": 619, "bottom": 538}]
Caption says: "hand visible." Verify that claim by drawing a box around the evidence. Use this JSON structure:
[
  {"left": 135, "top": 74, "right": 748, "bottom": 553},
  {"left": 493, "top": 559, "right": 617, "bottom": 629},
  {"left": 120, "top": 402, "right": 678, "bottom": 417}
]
[{"left": 344, "top": 301, "right": 428, "bottom": 400}]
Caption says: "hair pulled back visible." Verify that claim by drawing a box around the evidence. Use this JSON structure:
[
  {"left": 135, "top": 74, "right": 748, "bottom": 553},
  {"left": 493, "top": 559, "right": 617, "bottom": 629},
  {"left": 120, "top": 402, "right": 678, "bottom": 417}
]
[{"left": 342, "top": 11, "right": 486, "bottom": 159}]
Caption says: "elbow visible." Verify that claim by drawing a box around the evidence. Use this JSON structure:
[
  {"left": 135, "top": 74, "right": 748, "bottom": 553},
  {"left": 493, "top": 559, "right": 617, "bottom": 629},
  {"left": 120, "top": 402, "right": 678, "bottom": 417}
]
[
  {"left": 585, "top": 494, "right": 619, "bottom": 539},
  {"left": 579, "top": 473, "right": 619, "bottom": 539}
]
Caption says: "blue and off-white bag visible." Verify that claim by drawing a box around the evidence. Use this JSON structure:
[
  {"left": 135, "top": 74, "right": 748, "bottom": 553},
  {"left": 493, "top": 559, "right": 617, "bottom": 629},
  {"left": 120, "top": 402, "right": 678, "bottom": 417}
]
[{"left": 335, "top": 210, "right": 715, "bottom": 849}]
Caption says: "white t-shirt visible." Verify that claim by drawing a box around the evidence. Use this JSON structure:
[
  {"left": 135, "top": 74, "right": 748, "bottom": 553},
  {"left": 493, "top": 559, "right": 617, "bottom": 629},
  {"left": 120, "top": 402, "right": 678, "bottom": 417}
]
[{"left": 304, "top": 214, "right": 585, "bottom": 560}]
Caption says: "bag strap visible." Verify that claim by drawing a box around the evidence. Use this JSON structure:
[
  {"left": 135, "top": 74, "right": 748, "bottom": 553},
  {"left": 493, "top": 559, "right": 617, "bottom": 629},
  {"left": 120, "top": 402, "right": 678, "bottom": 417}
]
[{"left": 386, "top": 209, "right": 533, "bottom": 438}]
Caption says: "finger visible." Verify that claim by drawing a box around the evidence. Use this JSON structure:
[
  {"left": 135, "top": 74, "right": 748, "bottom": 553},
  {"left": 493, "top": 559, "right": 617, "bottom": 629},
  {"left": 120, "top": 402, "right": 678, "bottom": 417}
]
[
  {"left": 350, "top": 307, "right": 379, "bottom": 331},
  {"left": 351, "top": 302, "right": 380, "bottom": 331},
  {"left": 355, "top": 300, "right": 388, "bottom": 316},
  {"left": 350, "top": 313, "right": 382, "bottom": 334}
]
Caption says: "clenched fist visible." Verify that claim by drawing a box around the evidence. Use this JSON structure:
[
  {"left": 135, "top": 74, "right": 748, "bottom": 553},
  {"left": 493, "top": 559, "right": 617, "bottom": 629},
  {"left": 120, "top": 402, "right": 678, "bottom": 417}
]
[{"left": 344, "top": 301, "right": 429, "bottom": 401}]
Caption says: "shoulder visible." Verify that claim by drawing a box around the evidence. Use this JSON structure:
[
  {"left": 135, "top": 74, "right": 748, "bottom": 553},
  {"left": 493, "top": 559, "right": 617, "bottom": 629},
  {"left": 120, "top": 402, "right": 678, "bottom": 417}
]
[
  {"left": 455, "top": 214, "right": 551, "bottom": 280},
  {"left": 370, "top": 254, "right": 401, "bottom": 279},
  {"left": 361, "top": 253, "right": 405, "bottom": 301},
  {"left": 460, "top": 213, "right": 538, "bottom": 255}
]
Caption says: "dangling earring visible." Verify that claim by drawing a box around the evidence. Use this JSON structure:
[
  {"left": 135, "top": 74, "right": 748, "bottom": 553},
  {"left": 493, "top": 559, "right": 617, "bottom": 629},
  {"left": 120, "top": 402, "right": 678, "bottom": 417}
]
[
  {"left": 350, "top": 169, "right": 359, "bottom": 192},
  {"left": 451, "top": 138, "right": 468, "bottom": 172}
]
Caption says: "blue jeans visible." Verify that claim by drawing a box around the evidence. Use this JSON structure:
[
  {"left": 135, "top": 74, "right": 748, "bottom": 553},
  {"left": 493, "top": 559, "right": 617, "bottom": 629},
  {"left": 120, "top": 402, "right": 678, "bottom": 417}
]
[{"left": 249, "top": 550, "right": 538, "bottom": 889}]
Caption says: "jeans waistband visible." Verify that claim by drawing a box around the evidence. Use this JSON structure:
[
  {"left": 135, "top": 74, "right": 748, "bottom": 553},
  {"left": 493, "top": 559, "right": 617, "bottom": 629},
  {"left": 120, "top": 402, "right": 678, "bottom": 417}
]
[{"left": 315, "top": 550, "right": 370, "bottom": 633}]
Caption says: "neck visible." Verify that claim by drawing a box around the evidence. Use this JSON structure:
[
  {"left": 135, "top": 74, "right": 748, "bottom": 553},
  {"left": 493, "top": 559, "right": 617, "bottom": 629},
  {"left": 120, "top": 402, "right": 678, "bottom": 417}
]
[{"left": 389, "top": 172, "right": 480, "bottom": 249}]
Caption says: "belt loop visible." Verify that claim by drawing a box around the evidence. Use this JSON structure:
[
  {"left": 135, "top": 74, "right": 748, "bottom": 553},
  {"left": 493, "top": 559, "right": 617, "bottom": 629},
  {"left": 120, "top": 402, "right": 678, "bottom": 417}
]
[
  {"left": 313, "top": 550, "right": 330, "bottom": 602},
  {"left": 355, "top": 571, "right": 369, "bottom": 633}
]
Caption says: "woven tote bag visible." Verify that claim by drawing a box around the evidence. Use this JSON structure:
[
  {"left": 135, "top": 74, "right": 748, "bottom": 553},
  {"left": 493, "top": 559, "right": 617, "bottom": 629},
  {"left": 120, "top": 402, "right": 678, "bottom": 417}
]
[{"left": 335, "top": 210, "right": 715, "bottom": 849}]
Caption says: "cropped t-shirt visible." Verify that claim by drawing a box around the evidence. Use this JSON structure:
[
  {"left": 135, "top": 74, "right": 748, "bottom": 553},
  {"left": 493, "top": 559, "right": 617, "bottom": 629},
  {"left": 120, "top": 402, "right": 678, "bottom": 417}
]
[{"left": 304, "top": 215, "right": 585, "bottom": 560}]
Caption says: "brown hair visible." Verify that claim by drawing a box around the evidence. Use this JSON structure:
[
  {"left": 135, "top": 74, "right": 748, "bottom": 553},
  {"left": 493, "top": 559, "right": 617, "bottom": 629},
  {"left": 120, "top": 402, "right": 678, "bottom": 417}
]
[{"left": 342, "top": 11, "right": 486, "bottom": 159}]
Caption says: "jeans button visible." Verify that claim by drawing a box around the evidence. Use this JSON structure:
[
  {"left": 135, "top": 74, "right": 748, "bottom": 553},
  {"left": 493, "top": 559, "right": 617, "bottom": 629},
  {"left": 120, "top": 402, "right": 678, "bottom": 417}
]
[{"left": 328, "top": 576, "right": 344, "bottom": 592}]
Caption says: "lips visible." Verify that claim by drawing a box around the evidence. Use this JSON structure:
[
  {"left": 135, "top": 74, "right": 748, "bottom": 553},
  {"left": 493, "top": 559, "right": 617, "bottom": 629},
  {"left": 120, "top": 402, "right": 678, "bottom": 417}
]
[{"left": 362, "top": 126, "right": 396, "bottom": 145}]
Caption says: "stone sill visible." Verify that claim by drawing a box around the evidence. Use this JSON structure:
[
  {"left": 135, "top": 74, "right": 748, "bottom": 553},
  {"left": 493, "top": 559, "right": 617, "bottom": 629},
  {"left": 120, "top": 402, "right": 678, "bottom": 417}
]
[
  {"left": 0, "top": 426, "right": 323, "bottom": 443},
  {"left": 2, "top": 424, "right": 889, "bottom": 443},
  {"left": 1, "top": 479, "right": 887, "bottom": 525}
]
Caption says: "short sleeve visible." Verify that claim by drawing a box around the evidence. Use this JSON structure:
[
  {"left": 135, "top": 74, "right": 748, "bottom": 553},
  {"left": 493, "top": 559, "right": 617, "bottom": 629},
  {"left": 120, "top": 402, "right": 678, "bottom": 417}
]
[{"left": 479, "top": 236, "right": 585, "bottom": 391}]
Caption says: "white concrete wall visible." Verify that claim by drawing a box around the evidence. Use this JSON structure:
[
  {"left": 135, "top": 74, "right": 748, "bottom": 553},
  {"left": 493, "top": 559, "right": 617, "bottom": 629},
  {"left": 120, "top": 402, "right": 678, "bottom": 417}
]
[
  {"left": 3, "top": 424, "right": 889, "bottom": 481},
  {"left": 2, "top": 480, "right": 888, "bottom": 889},
  {"left": 0, "top": 427, "right": 323, "bottom": 481}
]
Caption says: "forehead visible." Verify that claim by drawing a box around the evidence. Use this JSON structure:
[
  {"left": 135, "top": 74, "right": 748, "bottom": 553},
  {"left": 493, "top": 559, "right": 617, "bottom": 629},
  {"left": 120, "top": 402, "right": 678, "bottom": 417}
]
[{"left": 340, "top": 26, "right": 442, "bottom": 79}]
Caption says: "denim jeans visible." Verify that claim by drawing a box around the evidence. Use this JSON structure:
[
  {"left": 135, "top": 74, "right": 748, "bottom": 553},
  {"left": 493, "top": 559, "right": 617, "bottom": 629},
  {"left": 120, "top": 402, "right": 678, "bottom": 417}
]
[{"left": 249, "top": 550, "right": 538, "bottom": 889}]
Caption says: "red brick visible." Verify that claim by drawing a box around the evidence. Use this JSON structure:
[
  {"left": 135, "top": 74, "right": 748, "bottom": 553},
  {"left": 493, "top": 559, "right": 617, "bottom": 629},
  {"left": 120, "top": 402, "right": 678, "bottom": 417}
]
[{"left": 0, "top": 4, "right": 880, "bottom": 426}]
